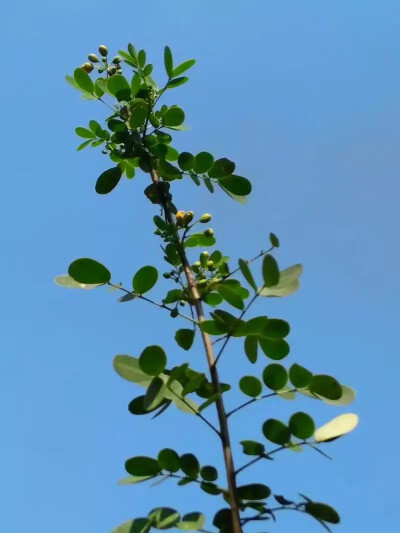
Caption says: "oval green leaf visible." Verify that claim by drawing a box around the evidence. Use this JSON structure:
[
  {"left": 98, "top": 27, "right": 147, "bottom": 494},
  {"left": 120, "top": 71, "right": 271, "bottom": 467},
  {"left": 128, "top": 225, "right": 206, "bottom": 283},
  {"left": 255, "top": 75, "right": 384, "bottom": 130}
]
[
  {"left": 289, "top": 363, "right": 312, "bottom": 389},
  {"left": 239, "top": 376, "right": 262, "bottom": 397},
  {"left": 180, "top": 453, "right": 200, "bottom": 478},
  {"left": 262, "top": 419, "right": 290, "bottom": 445},
  {"left": 68, "top": 258, "right": 111, "bottom": 284},
  {"left": 262, "top": 254, "right": 280, "bottom": 287},
  {"left": 263, "top": 364, "right": 288, "bottom": 391},
  {"left": 125, "top": 456, "right": 161, "bottom": 476},
  {"left": 305, "top": 502, "right": 340, "bottom": 524},
  {"left": 95, "top": 166, "right": 122, "bottom": 194},
  {"left": 132, "top": 265, "right": 158, "bottom": 294},
  {"left": 194, "top": 152, "right": 214, "bottom": 174},
  {"left": 237, "top": 483, "right": 271, "bottom": 501},
  {"left": 289, "top": 412, "right": 315, "bottom": 439},
  {"left": 158, "top": 448, "right": 180, "bottom": 472},
  {"left": 73, "top": 67, "right": 94, "bottom": 93},
  {"left": 139, "top": 345, "right": 167, "bottom": 376},
  {"left": 163, "top": 107, "right": 185, "bottom": 127},
  {"left": 219, "top": 175, "right": 252, "bottom": 196},
  {"left": 310, "top": 375, "right": 342, "bottom": 400}
]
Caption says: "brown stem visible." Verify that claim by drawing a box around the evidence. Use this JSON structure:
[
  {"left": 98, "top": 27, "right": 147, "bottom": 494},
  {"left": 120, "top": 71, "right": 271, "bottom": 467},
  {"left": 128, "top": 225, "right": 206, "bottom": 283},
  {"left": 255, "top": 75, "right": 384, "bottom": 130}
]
[{"left": 149, "top": 168, "right": 243, "bottom": 533}]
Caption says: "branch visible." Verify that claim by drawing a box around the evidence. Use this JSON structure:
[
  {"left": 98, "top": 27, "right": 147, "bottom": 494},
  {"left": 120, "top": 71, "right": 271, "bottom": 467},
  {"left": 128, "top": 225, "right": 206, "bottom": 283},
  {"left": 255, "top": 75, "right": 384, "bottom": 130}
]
[
  {"left": 165, "top": 384, "right": 220, "bottom": 437},
  {"left": 107, "top": 282, "right": 197, "bottom": 324},
  {"left": 214, "top": 287, "right": 263, "bottom": 365},
  {"left": 227, "top": 389, "right": 297, "bottom": 418}
]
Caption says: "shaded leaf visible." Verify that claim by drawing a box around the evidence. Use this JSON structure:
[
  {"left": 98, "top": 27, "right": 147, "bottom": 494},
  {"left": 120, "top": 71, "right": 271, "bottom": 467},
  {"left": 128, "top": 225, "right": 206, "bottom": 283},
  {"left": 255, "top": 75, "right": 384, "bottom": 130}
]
[
  {"left": 139, "top": 345, "right": 167, "bottom": 376},
  {"left": 237, "top": 484, "right": 271, "bottom": 501},
  {"left": 289, "top": 363, "right": 312, "bottom": 389},
  {"left": 244, "top": 335, "right": 258, "bottom": 364},
  {"left": 180, "top": 453, "right": 200, "bottom": 478},
  {"left": 305, "top": 502, "right": 340, "bottom": 525},
  {"left": 158, "top": 448, "right": 180, "bottom": 472},
  {"left": 175, "top": 329, "right": 195, "bottom": 351},
  {"left": 263, "top": 364, "right": 288, "bottom": 391},
  {"left": 144, "top": 377, "right": 166, "bottom": 410},
  {"left": 262, "top": 254, "right": 280, "bottom": 287},
  {"left": 310, "top": 375, "right": 342, "bottom": 401},
  {"left": 68, "top": 258, "right": 110, "bottom": 284},
  {"left": 262, "top": 419, "right": 291, "bottom": 445},
  {"left": 95, "top": 166, "right": 122, "bottom": 194},
  {"left": 73, "top": 67, "right": 94, "bottom": 93},
  {"left": 289, "top": 412, "right": 315, "bottom": 439},
  {"left": 239, "top": 376, "right": 262, "bottom": 397},
  {"left": 240, "top": 440, "right": 265, "bottom": 456},
  {"left": 238, "top": 259, "right": 258, "bottom": 292},
  {"left": 125, "top": 456, "right": 161, "bottom": 476}
]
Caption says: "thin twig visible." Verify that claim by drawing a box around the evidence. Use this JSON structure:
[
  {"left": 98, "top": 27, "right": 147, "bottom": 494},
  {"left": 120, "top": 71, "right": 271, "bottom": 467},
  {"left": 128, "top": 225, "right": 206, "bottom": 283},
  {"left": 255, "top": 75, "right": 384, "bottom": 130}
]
[
  {"left": 227, "top": 389, "right": 297, "bottom": 418},
  {"left": 107, "top": 282, "right": 197, "bottom": 324}
]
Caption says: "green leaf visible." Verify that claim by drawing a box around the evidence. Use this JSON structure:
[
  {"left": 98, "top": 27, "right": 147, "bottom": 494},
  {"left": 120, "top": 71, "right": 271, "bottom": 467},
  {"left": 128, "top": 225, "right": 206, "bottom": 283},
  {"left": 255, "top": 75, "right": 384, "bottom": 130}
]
[
  {"left": 184, "top": 232, "right": 216, "bottom": 247},
  {"left": 262, "top": 254, "right": 280, "bottom": 287},
  {"left": 314, "top": 413, "right": 358, "bottom": 443},
  {"left": 244, "top": 335, "right": 258, "bottom": 364},
  {"left": 132, "top": 265, "right": 158, "bottom": 294},
  {"left": 263, "top": 364, "right": 288, "bottom": 391},
  {"left": 239, "top": 316, "right": 268, "bottom": 336},
  {"left": 177, "top": 512, "right": 205, "bottom": 531},
  {"left": 200, "top": 466, "right": 218, "bottom": 482},
  {"left": 175, "top": 329, "right": 195, "bottom": 351},
  {"left": 219, "top": 175, "right": 252, "bottom": 196},
  {"left": 262, "top": 319, "right": 290, "bottom": 339},
  {"left": 113, "top": 355, "right": 153, "bottom": 385},
  {"left": 89, "top": 120, "right": 102, "bottom": 135},
  {"left": 173, "top": 59, "right": 196, "bottom": 77},
  {"left": 111, "top": 519, "right": 151, "bottom": 533},
  {"left": 54, "top": 274, "right": 100, "bottom": 289},
  {"left": 68, "top": 258, "right": 110, "bottom": 284},
  {"left": 240, "top": 440, "right": 265, "bottom": 456},
  {"left": 76, "top": 139, "right": 93, "bottom": 151},
  {"left": 158, "top": 448, "right": 180, "bottom": 472},
  {"left": 289, "top": 412, "right": 315, "bottom": 439},
  {"left": 178, "top": 152, "right": 195, "bottom": 171},
  {"left": 128, "top": 395, "right": 166, "bottom": 415},
  {"left": 200, "top": 482, "right": 222, "bottom": 495},
  {"left": 180, "top": 453, "right": 200, "bottom": 478},
  {"left": 163, "top": 107, "right": 185, "bottom": 127},
  {"left": 164, "top": 46, "right": 173, "bottom": 77},
  {"left": 258, "top": 338, "right": 290, "bottom": 360},
  {"left": 130, "top": 73, "right": 141, "bottom": 95},
  {"left": 73, "top": 67, "right": 94, "bottom": 93},
  {"left": 95, "top": 166, "right": 122, "bottom": 194},
  {"left": 203, "top": 292, "right": 223, "bottom": 307},
  {"left": 137, "top": 49, "right": 146, "bottom": 69},
  {"left": 237, "top": 484, "right": 271, "bottom": 501},
  {"left": 163, "top": 289, "right": 183, "bottom": 304},
  {"left": 239, "top": 376, "right": 262, "bottom": 397},
  {"left": 129, "top": 105, "right": 148, "bottom": 128},
  {"left": 310, "top": 375, "right": 342, "bottom": 400},
  {"left": 167, "top": 77, "right": 189, "bottom": 89},
  {"left": 198, "top": 320, "right": 227, "bottom": 335},
  {"left": 125, "top": 456, "right": 161, "bottom": 476},
  {"left": 144, "top": 376, "right": 166, "bottom": 410},
  {"left": 269, "top": 232, "right": 280, "bottom": 248},
  {"left": 208, "top": 158, "right": 235, "bottom": 179},
  {"left": 217, "top": 284, "right": 244, "bottom": 310},
  {"left": 149, "top": 508, "right": 180, "bottom": 529},
  {"left": 289, "top": 363, "right": 313, "bottom": 389},
  {"left": 118, "top": 475, "right": 156, "bottom": 485},
  {"left": 107, "top": 74, "right": 131, "bottom": 101},
  {"left": 182, "top": 371, "right": 206, "bottom": 396},
  {"left": 75, "top": 127, "right": 95, "bottom": 139},
  {"left": 194, "top": 152, "right": 214, "bottom": 174},
  {"left": 139, "top": 345, "right": 167, "bottom": 376},
  {"left": 65, "top": 74, "right": 80, "bottom": 90},
  {"left": 321, "top": 385, "right": 356, "bottom": 406},
  {"left": 305, "top": 502, "right": 340, "bottom": 524},
  {"left": 260, "top": 264, "right": 303, "bottom": 297},
  {"left": 262, "top": 419, "right": 291, "bottom": 444},
  {"left": 238, "top": 259, "right": 257, "bottom": 292}
]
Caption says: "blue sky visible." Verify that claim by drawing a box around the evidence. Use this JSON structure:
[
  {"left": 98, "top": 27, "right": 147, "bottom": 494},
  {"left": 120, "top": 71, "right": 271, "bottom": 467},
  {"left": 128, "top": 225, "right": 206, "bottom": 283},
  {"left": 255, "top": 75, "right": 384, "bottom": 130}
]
[{"left": 3, "top": 1, "right": 400, "bottom": 532}]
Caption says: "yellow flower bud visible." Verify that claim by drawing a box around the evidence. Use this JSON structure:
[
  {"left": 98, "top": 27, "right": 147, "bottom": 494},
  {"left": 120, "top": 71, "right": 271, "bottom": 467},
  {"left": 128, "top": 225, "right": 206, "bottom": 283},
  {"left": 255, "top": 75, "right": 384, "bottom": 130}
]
[
  {"left": 81, "top": 63, "right": 94, "bottom": 73},
  {"left": 98, "top": 44, "right": 108, "bottom": 57},
  {"left": 199, "top": 213, "right": 211, "bottom": 223}
]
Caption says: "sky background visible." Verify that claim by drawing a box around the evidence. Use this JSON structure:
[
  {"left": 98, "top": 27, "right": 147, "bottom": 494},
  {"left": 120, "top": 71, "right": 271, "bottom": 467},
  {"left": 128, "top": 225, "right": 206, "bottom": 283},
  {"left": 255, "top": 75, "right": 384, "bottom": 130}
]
[{"left": 3, "top": 1, "right": 400, "bottom": 532}]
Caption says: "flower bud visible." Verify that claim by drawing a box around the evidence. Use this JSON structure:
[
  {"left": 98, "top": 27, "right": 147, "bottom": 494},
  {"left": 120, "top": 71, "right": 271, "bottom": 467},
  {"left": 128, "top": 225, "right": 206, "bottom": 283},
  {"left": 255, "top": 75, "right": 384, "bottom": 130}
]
[
  {"left": 98, "top": 44, "right": 108, "bottom": 57},
  {"left": 184, "top": 211, "right": 194, "bottom": 224},
  {"left": 207, "top": 260, "right": 215, "bottom": 270},
  {"left": 170, "top": 308, "right": 179, "bottom": 318},
  {"left": 163, "top": 272, "right": 171, "bottom": 279},
  {"left": 81, "top": 62, "right": 94, "bottom": 73},
  {"left": 179, "top": 300, "right": 186, "bottom": 307},
  {"left": 200, "top": 251, "right": 209, "bottom": 268},
  {"left": 112, "top": 55, "right": 122, "bottom": 64},
  {"left": 97, "top": 67, "right": 104, "bottom": 73},
  {"left": 193, "top": 261, "right": 201, "bottom": 268},
  {"left": 199, "top": 213, "right": 212, "bottom": 223},
  {"left": 175, "top": 210, "right": 186, "bottom": 226},
  {"left": 204, "top": 228, "right": 214, "bottom": 238},
  {"left": 108, "top": 66, "right": 117, "bottom": 75},
  {"left": 88, "top": 53, "right": 99, "bottom": 63},
  {"left": 197, "top": 279, "right": 208, "bottom": 288}
]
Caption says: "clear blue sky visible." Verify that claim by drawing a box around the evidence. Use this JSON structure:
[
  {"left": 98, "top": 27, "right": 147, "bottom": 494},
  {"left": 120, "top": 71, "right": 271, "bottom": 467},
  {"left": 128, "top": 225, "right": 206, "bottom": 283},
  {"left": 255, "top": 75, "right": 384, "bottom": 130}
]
[{"left": 3, "top": 1, "right": 400, "bottom": 532}]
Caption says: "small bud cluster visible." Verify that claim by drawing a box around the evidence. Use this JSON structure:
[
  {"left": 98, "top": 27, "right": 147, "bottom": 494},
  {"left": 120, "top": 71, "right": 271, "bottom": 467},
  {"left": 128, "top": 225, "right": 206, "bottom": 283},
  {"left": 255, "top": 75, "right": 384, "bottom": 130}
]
[
  {"left": 80, "top": 45, "right": 122, "bottom": 77},
  {"left": 175, "top": 210, "right": 194, "bottom": 228}
]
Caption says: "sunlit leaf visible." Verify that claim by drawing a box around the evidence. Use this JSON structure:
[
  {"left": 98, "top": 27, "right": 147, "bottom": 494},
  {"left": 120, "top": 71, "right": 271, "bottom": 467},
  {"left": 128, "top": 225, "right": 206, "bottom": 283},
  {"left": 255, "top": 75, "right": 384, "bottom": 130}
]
[{"left": 314, "top": 413, "right": 359, "bottom": 443}]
